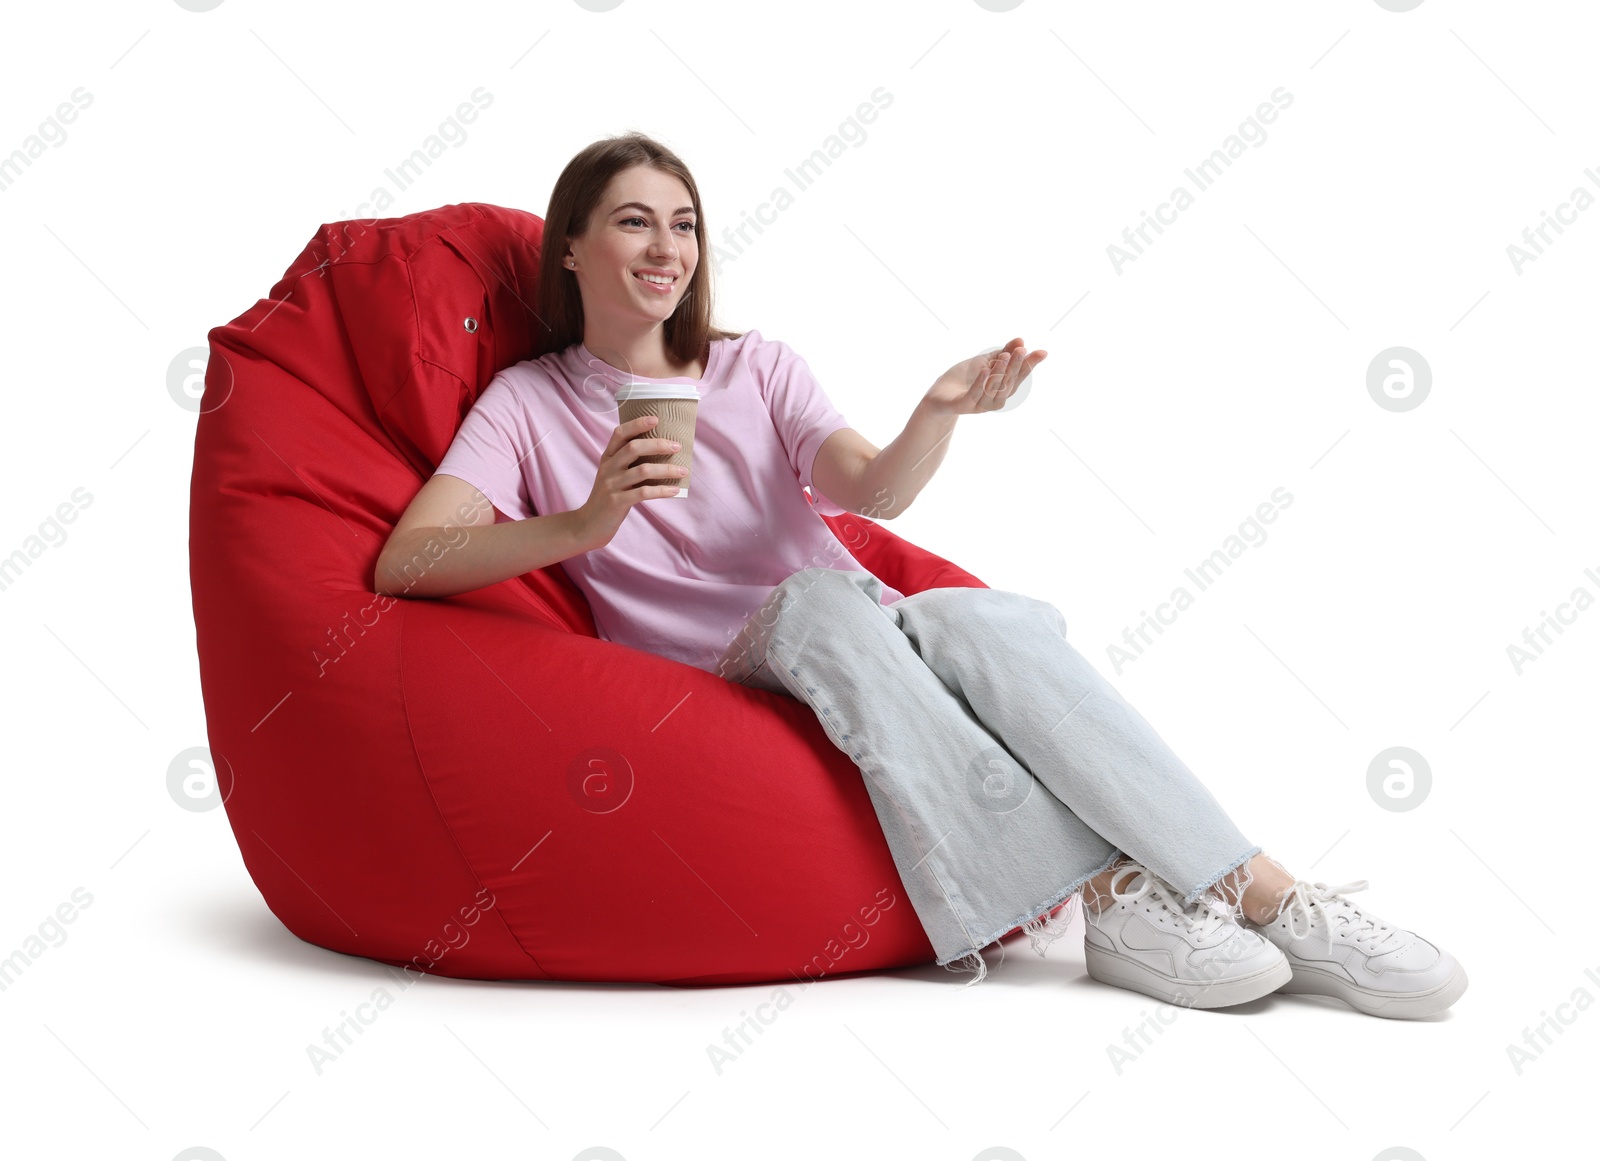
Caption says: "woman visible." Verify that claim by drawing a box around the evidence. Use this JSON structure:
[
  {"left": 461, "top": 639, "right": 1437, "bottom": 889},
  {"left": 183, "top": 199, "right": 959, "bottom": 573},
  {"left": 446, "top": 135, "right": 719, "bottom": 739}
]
[{"left": 376, "top": 132, "right": 1466, "bottom": 1015}]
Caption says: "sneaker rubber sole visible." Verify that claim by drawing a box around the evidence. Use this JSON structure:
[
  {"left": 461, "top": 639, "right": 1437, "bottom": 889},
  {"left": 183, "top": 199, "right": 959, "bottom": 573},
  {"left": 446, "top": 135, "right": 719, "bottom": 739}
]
[
  {"left": 1084, "top": 940, "right": 1293, "bottom": 1009},
  {"left": 1276, "top": 960, "right": 1469, "bottom": 1019}
]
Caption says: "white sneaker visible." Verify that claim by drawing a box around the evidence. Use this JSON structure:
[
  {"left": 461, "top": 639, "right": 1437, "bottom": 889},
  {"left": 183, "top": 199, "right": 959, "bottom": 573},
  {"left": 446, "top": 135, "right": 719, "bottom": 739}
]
[
  {"left": 1084, "top": 862, "right": 1292, "bottom": 1009},
  {"left": 1251, "top": 878, "right": 1468, "bottom": 1019}
]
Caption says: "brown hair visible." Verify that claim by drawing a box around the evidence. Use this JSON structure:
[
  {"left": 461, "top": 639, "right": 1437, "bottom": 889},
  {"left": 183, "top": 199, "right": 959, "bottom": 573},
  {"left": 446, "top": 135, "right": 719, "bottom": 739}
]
[{"left": 534, "top": 132, "right": 741, "bottom": 364}]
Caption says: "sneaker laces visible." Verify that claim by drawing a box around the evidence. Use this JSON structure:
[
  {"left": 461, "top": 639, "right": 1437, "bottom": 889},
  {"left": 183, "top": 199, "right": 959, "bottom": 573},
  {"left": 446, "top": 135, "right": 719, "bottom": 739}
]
[
  {"left": 1278, "top": 879, "right": 1401, "bottom": 953},
  {"left": 1109, "top": 863, "right": 1229, "bottom": 940}
]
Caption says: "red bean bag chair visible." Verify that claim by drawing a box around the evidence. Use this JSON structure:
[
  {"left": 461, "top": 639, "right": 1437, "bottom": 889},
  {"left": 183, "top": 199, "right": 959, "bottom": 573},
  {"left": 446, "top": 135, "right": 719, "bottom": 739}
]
[{"left": 190, "top": 201, "right": 1025, "bottom": 986}]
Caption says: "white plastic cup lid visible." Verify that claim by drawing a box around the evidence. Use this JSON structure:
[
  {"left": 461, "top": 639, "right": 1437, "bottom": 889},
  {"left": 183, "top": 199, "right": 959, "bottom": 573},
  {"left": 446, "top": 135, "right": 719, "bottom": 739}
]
[{"left": 615, "top": 383, "right": 700, "bottom": 403}]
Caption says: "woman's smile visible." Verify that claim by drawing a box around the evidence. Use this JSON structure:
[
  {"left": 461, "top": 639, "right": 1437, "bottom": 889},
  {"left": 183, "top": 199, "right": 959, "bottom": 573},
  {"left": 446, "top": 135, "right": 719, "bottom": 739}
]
[{"left": 633, "top": 271, "right": 678, "bottom": 294}]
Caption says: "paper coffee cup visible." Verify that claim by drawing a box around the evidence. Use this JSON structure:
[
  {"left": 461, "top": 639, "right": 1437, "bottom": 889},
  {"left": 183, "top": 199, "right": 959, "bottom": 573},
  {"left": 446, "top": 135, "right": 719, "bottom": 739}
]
[{"left": 616, "top": 384, "right": 699, "bottom": 497}]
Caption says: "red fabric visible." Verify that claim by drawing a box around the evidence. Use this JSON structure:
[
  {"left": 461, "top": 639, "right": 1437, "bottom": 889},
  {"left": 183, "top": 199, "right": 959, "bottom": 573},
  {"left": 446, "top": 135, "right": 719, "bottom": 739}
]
[{"left": 191, "top": 201, "right": 1022, "bottom": 986}]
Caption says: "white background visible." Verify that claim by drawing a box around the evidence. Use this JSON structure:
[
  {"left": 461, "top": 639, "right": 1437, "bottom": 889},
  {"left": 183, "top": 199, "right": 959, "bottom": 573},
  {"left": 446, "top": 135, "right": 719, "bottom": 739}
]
[{"left": 2, "top": 1, "right": 1595, "bottom": 1158}]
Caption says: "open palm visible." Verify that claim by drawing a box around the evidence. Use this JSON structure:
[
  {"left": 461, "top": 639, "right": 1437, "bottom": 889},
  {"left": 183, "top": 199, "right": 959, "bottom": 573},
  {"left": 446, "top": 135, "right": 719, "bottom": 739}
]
[{"left": 923, "top": 338, "right": 1047, "bottom": 417}]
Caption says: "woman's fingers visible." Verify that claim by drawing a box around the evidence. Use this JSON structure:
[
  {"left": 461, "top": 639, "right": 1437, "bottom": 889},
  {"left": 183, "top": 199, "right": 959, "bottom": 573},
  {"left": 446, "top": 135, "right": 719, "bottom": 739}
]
[
  {"left": 994, "top": 351, "right": 1015, "bottom": 400},
  {"left": 975, "top": 352, "right": 1006, "bottom": 403},
  {"left": 954, "top": 344, "right": 1046, "bottom": 413},
  {"left": 1005, "top": 347, "right": 1045, "bottom": 390},
  {"left": 968, "top": 354, "right": 993, "bottom": 398}
]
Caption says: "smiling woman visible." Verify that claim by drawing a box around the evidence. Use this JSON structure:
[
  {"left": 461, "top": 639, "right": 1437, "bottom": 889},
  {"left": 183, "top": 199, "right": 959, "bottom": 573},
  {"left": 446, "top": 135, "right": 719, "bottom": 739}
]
[
  {"left": 536, "top": 139, "right": 728, "bottom": 381},
  {"left": 372, "top": 132, "right": 1468, "bottom": 1009}
]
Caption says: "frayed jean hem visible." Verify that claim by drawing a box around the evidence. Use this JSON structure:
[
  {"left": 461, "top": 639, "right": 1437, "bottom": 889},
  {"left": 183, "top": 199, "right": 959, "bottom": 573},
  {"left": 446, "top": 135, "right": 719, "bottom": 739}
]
[
  {"left": 937, "top": 846, "right": 1127, "bottom": 987},
  {"left": 1180, "top": 844, "right": 1262, "bottom": 910}
]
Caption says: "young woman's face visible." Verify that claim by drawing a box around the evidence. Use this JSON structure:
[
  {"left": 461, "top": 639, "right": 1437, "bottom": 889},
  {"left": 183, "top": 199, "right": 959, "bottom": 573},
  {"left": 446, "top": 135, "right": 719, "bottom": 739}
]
[{"left": 566, "top": 165, "right": 699, "bottom": 330}]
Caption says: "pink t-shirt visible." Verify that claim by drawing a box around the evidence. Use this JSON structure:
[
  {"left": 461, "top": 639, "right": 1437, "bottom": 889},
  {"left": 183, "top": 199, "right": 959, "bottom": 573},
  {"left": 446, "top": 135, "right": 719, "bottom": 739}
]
[{"left": 433, "top": 329, "right": 905, "bottom": 674}]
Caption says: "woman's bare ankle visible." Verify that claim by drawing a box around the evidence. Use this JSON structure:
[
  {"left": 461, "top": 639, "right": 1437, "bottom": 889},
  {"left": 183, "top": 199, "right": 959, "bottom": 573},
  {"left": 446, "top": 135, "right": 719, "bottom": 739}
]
[
  {"left": 1082, "top": 856, "right": 1136, "bottom": 914},
  {"left": 1237, "top": 852, "right": 1297, "bottom": 925}
]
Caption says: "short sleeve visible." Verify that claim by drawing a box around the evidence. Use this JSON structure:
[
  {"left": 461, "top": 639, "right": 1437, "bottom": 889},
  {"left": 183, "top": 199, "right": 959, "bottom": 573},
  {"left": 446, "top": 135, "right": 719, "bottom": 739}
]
[
  {"left": 433, "top": 373, "right": 536, "bottom": 521},
  {"left": 755, "top": 335, "right": 853, "bottom": 517}
]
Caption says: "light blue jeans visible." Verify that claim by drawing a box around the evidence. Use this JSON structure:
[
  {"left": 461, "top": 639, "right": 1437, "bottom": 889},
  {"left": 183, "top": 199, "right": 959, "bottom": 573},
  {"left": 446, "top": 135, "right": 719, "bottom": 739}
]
[{"left": 714, "top": 568, "right": 1261, "bottom": 984}]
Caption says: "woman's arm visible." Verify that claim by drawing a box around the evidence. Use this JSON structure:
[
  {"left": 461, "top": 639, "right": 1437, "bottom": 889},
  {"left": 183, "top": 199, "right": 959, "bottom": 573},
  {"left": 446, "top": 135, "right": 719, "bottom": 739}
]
[
  {"left": 375, "top": 415, "right": 684, "bottom": 596},
  {"left": 814, "top": 339, "right": 1047, "bottom": 520},
  {"left": 812, "top": 408, "right": 955, "bottom": 521},
  {"left": 811, "top": 427, "right": 888, "bottom": 518},
  {"left": 374, "top": 473, "right": 595, "bottom": 598}
]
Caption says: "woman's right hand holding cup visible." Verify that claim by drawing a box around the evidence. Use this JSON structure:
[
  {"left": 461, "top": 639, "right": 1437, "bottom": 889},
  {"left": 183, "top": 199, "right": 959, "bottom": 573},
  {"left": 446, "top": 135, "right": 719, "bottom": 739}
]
[{"left": 573, "top": 414, "right": 687, "bottom": 548}]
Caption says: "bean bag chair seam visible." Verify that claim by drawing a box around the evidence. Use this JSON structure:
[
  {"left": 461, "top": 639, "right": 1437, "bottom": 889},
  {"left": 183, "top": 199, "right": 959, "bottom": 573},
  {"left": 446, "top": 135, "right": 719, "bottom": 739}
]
[{"left": 396, "top": 249, "right": 436, "bottom": 420}]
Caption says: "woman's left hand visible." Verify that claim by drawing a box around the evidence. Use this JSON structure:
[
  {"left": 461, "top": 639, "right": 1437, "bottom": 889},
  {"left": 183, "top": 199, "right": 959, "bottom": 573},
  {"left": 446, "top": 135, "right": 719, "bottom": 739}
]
[{"left": 922, "top": 338, "right": 1047, "bottom": 417}]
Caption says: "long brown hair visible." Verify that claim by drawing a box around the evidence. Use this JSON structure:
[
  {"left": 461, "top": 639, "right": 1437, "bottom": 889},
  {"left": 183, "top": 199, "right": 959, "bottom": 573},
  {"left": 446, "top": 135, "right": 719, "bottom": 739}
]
[{"left": 535, "top": 132, "right": 742, "bottom": 364}]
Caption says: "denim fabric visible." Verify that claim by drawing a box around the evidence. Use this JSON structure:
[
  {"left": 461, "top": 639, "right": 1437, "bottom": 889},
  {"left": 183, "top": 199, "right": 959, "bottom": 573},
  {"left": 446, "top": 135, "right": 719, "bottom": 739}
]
[{"left": 714, "top": 567, "right": 1259, "bottom": 979}]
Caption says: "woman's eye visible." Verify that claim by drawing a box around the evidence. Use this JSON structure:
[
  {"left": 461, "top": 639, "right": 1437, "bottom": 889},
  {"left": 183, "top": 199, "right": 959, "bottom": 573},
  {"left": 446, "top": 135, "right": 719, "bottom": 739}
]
[{"left": 622, "top": 216, "right": 696, "bottom": 232}]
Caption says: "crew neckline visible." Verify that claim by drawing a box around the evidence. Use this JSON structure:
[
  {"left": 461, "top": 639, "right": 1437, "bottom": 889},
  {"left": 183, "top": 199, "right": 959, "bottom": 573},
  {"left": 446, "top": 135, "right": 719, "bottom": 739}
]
[{"left": 577, "top": 338, "right": 722, "bottom": 387}]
